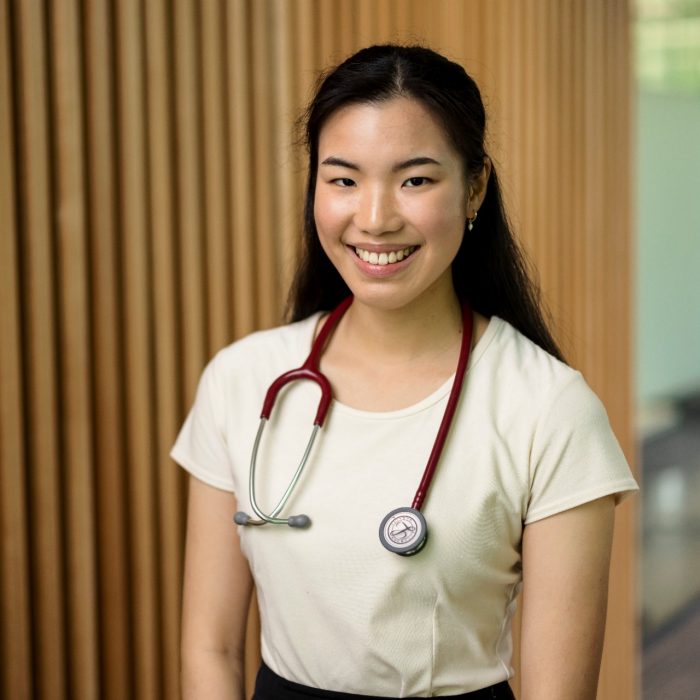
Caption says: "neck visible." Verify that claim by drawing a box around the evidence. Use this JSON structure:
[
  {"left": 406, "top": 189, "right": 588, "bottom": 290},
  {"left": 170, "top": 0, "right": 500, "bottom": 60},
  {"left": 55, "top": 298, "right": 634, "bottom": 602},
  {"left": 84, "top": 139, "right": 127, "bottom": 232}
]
[{"left": 337, "top": 288, "right": 464, "bottom": 364}]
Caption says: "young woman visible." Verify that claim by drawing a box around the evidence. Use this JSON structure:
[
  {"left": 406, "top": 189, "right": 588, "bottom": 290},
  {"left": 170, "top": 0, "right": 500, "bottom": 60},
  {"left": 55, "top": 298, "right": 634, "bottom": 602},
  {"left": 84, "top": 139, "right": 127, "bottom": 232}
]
[{"left": 172, "top": 45, "right": 638, "bottom": 700}]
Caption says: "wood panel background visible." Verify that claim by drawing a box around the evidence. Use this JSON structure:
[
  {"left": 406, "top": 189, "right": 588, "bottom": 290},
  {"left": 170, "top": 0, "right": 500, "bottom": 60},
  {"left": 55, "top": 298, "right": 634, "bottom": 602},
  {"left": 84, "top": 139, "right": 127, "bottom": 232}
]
[{"left": 0, "top": 1, "right": 638, "bottom": 698}]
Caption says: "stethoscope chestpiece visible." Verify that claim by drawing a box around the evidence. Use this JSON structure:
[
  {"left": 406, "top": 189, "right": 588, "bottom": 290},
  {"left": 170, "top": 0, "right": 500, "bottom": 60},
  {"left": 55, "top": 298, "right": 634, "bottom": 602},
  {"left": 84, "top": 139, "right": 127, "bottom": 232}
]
[{"left": 379, "top": 507, "right": 428, "bottom": 556}]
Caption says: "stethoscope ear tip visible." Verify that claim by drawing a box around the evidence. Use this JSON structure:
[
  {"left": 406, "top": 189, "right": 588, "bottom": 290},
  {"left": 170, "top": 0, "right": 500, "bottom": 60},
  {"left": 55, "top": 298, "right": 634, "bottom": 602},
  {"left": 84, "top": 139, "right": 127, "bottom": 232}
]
[
  {"left": 234, "top": 512, "right": 250, "bottom": 525},
  {"left": 287, "top": 514, "right": 311, "bottom": 528}
]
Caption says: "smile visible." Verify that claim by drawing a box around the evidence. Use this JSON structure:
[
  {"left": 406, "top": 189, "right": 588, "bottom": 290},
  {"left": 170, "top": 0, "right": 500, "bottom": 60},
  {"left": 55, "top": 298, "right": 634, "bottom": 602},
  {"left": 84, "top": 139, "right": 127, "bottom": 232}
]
[{"left": 354, "top": 246, "right": 417, "bottom": 266}]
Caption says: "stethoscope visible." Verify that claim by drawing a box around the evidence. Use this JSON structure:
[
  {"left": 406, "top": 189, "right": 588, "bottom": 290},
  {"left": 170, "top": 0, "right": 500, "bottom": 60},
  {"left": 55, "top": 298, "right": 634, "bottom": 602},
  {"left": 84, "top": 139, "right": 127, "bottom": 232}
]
[{"left": 234, "top": 296, "right": 474, "bottom": 556}]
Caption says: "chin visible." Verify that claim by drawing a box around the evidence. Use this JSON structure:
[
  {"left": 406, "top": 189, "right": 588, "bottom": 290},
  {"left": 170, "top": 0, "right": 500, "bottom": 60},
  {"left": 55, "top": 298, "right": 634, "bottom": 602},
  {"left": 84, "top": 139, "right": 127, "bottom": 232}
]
[{"left": 343, "top": 285, "right": 432, "bottom": 314}]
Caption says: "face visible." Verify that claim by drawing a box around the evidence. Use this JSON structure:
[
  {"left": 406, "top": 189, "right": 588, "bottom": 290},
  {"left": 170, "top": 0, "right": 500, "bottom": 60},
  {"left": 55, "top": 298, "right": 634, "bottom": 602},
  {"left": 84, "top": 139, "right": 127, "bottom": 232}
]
[{"left": 314, "top": 97, "right": 472, "bottom": 313}]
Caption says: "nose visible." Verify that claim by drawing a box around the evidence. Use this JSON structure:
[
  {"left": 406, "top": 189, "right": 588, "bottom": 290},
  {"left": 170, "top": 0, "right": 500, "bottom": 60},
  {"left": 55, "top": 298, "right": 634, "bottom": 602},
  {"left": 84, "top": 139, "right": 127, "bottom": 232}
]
[{"left": 354, "top": 185, "right": 402, "bottom": 235}]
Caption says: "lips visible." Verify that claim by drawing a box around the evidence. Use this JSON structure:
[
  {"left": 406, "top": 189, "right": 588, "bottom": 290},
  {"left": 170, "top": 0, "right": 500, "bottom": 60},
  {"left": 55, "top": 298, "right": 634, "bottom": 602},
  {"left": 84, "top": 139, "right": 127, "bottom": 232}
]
[{"left": 353, "top": 245, "right": 417, "bottom": 266}]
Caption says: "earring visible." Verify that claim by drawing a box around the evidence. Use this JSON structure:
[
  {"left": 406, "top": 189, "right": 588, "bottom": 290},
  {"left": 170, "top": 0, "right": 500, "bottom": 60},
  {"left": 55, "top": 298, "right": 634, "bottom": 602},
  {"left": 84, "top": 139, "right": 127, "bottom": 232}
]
[{"left": 468, "top": 210, "right": 478, "bottom": 232}]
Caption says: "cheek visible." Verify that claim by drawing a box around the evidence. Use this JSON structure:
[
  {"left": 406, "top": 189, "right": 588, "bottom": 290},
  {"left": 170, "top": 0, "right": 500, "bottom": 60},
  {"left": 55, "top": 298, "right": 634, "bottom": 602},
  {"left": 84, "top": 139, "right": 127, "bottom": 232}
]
[
  {"left": 313, "top": 190, "right": 347, "bottom": 240},
  {"left": 409, "top": 195, "right": 467, "bottom": 239}
]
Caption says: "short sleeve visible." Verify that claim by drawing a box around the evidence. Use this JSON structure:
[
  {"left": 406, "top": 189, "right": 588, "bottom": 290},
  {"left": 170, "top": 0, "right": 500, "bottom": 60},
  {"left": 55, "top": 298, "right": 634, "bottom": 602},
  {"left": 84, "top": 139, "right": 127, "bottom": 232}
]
[
  {"left": 525, "top": 372, "right": 638, "bottom": 524},
  {"left": 170, "top": 353, "right": 235, "bottom": 492}
]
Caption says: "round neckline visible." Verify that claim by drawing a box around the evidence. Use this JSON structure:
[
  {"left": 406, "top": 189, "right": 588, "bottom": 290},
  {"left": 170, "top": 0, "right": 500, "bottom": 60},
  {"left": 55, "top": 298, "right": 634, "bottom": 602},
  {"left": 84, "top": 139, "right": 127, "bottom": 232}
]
[{"left": 296, "top": 311, "right": 501, "bottom": 420}]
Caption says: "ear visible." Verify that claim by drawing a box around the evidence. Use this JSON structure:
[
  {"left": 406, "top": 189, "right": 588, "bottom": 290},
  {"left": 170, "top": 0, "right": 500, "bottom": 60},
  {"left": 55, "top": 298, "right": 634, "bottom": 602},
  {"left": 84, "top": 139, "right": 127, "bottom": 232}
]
[{"left": 468, "top": 157, "right": 492, "bottom": 215}]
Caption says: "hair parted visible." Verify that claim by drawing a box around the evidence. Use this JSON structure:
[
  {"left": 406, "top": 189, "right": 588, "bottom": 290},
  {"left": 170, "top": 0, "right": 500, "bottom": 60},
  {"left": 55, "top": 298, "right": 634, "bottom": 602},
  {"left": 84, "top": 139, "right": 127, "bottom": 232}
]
[{"left": 286, "top": 44, "right": 564, "bottom": 362}]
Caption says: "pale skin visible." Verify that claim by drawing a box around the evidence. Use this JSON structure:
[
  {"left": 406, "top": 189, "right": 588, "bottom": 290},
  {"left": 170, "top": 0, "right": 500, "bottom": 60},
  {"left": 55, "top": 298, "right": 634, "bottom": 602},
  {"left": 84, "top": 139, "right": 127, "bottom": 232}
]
[
  {"left": 181, "top": 97, "right": 617, "bottom": 699},
  {"left": 181, "top": 480, "right": 252, "bottom": 700}
]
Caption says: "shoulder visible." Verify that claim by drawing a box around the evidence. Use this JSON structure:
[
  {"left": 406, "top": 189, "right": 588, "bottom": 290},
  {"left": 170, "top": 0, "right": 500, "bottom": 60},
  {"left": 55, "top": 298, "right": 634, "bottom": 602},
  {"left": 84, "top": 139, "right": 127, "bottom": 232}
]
[
  {"left": 476, "top": 316, "right": 588, "bottom": 410},
  {"left": 186, "top": 313, "right": 322, "bottom": 431},
  {"left": 478, "top": 320, "right": 637, "bottom": 521},
  {"left": 208, "top": 313, "right": 321, "bottom": 381},
  {"left": 470, "top": 317, "right": 612, "bottom": 459}
]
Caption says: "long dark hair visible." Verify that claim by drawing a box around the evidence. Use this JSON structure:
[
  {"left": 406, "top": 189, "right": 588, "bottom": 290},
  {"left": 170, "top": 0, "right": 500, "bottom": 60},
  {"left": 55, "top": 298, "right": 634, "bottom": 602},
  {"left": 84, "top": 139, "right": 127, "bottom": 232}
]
[{"left": 287, "top": 44, "right": 564, "bottom": 362}]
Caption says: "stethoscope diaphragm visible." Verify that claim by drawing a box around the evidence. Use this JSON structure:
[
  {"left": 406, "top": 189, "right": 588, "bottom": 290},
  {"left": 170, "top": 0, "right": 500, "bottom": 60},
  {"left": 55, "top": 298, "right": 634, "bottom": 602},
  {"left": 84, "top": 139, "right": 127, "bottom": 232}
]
[{"left": 379, "top": 507, "right": 428, "bottom": 556}]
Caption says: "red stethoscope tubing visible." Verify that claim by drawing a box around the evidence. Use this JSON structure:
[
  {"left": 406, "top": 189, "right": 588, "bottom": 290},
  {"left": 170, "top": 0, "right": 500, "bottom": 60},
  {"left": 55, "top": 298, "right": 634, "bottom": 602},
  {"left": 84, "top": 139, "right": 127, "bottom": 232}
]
[
  {"left": 260, "top": 295, "right": 353, "bottom": 426},
  {"left": 259, "top": 295, "right": 473, "bottom": 514},
  {"left": 412, "top": 302, "right": 472, "bottom": 510}
]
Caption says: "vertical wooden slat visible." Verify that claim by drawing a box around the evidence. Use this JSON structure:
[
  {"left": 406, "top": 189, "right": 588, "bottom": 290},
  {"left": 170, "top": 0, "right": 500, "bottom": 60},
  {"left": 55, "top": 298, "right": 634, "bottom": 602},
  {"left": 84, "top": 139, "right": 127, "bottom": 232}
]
[
  {"left": 294, "top": 0, "right": 319, "bottom": 101},
  {"left": 336, "top": 0, "right": 356, "bottom": 58},
  {"left": 228, "top": 0, "right": 256, "bottom": 338},
  {"left": 541, "top": 0, "right": 560, "bottom": 320},
  {"left": 440, "top": 0, "right": 467, "bottom": 68},
  {"left": 287, "top": 0, "right": 316, "bottom": 322},
  {"left": 174, "top": 0, "right": 207, "bottom": 393},
  {"left": 556, "top": 0, "right": 575, "bottom": 340},
  {"left": 356, "top": 0, "right": 376, "bottom": 47},
  {"left": 582, "top": 0, "right": 605, "bottom": 379},
  {"left": 317, "top": 0, "right": 336, "bottom": 67},
  {"left": 272, "top": 0, "right": 300, "bottom": 296},
  {"left": 201, "top": 0, "right": 231, "bottom": 353},
  {"left": 13, "top": 1, "right": 67, "bottom": 696},
  {"left": 551, "top": 0, "right": 565, "bottom": 323},
  {"left": 557, "top": 0, "right": 576, "bottom": 361},
  {"left": 144, "top": 1, "right": 183, "bottom": 697},
  {"left": 114, "top": 2, "right": 160, "bottom": 698},
  {"left": 521, "top": 0, "right": 536, "bottom": 261},
  {"left": 48, "top": 1, "right": 99, "bottom": 696},
  {"left": 0, "top": 1, "right": 32, "bottom": 696},
  {"left": 250, "top": 0, "right": 278, "bottom": 327},
  {"left": 567, "top": 2, "right": 588, "bottom": 366},
  {"left": 392, "top": 0, "right": 414, "bottom": 42},
  {"left": 82, "top": 0, "right": 132, "bottom": 696},
  {"left": 505, "top": 0, "right": 523, "bottom": 218},
  {"left": 412, "top": 0, "right": 441, "bottom": 47},
  {"left": 375, "top": 0, "right": 392, "bottom": 41},
  {"left": 467, "top": 1, "right": 486, "bottom": 103}
]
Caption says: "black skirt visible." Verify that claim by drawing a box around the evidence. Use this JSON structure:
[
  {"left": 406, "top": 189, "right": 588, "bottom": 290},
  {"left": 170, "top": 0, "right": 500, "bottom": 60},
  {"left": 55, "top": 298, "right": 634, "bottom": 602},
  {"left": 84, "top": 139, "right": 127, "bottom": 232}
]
[{"left": 252, "top": 661, "right": 516, "bottom": 700}]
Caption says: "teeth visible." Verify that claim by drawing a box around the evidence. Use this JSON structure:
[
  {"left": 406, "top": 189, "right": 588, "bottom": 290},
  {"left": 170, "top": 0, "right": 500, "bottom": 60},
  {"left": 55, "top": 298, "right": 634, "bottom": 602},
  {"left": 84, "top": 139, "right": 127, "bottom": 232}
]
[{"left": 354, "top": 246, "right": 416, "bottom": 266}]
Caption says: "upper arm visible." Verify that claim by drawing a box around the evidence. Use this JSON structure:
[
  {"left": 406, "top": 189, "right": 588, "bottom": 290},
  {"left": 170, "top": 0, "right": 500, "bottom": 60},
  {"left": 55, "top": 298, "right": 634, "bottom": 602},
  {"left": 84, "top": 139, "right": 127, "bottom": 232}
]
[
  {"left": 181, "top": 475, "right": 254, "bottom": 659},
  {"left": 519, "top": 495, "right": 615, "bottom": 700}
]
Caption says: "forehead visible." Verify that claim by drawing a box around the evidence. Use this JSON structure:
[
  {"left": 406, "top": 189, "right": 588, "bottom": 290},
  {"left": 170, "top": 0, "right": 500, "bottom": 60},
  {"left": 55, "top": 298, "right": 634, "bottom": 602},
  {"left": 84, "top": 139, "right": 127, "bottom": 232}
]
[{"left": 317, "top": 97, "right": 458, "bottom": 163}]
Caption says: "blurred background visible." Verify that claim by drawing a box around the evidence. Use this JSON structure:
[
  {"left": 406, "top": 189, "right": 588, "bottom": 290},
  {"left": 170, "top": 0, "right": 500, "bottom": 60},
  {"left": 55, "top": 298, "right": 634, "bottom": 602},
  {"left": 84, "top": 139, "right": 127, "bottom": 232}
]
[
  {"left": 635, "top": 0, "right": 700, "bottom": 697},
  {"left": 0, "top": 0, "right": 697, "bottom": 698}
]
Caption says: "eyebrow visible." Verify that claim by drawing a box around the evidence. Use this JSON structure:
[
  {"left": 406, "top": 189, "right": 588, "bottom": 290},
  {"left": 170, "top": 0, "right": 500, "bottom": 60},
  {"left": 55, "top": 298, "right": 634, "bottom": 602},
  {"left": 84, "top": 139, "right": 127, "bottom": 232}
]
[{"left": 319, "top": 156, "right": 442, "bottom": 172}]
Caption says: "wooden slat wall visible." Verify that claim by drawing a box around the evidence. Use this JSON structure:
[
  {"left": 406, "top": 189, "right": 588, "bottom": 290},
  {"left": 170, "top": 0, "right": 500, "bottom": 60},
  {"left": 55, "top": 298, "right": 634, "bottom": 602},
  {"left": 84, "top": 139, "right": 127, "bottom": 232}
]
[{"left": 0, "top": 1, "right": 638, "bottom": 698}]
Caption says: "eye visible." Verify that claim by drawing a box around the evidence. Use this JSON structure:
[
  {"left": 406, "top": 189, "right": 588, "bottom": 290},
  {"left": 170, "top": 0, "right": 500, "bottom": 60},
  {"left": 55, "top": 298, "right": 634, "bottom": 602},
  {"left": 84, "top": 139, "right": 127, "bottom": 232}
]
[
  {"left": 404, "top": 176, "right": 432, "bottom": 188},
  {"left": 331, "top": 177, "right": 356, "bottom": 188}
]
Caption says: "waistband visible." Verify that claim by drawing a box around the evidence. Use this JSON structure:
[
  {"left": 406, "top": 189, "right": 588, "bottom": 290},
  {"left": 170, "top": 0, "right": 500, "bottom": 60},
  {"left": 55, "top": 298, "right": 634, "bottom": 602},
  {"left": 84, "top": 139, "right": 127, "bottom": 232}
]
[{"left": 253, "top": 661, "right": 516, "bottom": 699}]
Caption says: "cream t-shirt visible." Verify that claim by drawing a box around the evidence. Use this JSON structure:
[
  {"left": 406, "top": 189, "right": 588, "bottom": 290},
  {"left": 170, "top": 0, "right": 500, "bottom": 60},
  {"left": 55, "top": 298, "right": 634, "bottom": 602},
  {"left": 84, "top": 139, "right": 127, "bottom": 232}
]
[{"left": 171, "top": 314, "right": 638, "bottom": 697}]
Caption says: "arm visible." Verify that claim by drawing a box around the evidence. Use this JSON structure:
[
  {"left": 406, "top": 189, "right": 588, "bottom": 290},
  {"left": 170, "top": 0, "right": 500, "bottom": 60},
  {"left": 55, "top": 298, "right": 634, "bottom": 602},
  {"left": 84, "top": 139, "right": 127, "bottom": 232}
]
[
  {"left": 181, "top": 475, "right": 254, "bottom": 700},
  {"left": 519, "top": 495, "right": 615, "bottom": 700}
]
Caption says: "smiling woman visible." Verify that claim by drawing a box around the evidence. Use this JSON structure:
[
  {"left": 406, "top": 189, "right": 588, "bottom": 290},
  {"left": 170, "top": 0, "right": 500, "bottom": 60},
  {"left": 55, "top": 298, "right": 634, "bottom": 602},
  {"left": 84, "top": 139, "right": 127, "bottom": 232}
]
[{"left": 171, "top": 45, "right": 638, "bottom": 700}]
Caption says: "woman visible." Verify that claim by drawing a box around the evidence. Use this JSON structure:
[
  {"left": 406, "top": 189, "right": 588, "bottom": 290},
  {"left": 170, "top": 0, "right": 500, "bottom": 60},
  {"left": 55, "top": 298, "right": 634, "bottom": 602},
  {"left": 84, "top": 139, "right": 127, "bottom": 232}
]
[{"left": 172, "top": 45, "right": 638, "bottom": 699}]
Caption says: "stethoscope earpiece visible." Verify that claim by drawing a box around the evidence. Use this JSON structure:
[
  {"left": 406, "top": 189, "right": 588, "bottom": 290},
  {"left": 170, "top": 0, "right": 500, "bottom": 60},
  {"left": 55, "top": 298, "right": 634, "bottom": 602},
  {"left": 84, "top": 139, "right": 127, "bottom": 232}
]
[
  {"left": 234, "top": 511, "right": 311, "bottom": 528},
  {"left": 287, "top": 514, "right": 311, "bottom": 528},
  {"left": 234, "top": 511, "right": 251, "bottom": 526}
]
